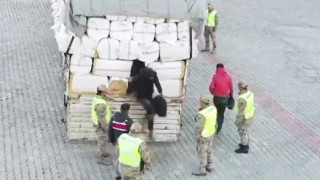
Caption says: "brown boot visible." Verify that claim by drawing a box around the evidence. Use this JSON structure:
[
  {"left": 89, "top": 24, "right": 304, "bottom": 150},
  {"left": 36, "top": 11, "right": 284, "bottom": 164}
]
[
  {"left": 192, "top": 167, "right": 207, "bottom": 176},
  {"left": 97, "top": 155, "right": 112, "bottom": 166}
]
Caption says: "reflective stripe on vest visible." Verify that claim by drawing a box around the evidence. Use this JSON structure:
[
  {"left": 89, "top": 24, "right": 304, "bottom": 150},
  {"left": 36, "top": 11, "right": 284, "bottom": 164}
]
[
  {"left": 118, "top": 134, "right": 143, "bottom": 167},
  {"left": 91, "top": 96, "right": 112, "bottom": 126},
  {"left": 198, "top": 105, "right": 217, "bottom": 137},
  {"left": 237, "top": 91, "right": 255, "bottom": 119},
  {"left": 206, "top": 10, "right": 217, "bottom": 27}
]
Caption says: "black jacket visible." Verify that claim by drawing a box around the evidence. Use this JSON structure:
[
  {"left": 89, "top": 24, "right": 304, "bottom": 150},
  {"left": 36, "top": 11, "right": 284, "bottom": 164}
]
[
  {"left": 108, "top": 112, "right": 133, "bottom": 145},
  {"left": 129, "top": 67, "right": 162, "bottom": 100}
]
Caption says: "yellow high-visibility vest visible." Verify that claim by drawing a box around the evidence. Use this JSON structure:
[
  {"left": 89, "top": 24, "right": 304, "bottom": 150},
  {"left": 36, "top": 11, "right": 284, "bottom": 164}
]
[
  {"left": 118, "top": 134, "right": 143, "bottom": 167},
  {"left": 237, "top": 91, "right": 255, "bottom": 119},
  {"left": 91, "top": 95, "right": 112, "bottom": 126},
  {"left": 198, "top": 105, "right": 217, "bottom": 137},
  {"left": 206, "top": 10, "right": 217, "bottom": 27}
]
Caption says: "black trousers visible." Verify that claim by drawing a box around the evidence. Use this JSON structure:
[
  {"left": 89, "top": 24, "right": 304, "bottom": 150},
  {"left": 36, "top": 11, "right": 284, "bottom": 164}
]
[
  {"left": 213, "top": 96, "right": 229, "bottom": 133},
  {"left": 137, "top": 98, "right": 155, "bottom": 130}
]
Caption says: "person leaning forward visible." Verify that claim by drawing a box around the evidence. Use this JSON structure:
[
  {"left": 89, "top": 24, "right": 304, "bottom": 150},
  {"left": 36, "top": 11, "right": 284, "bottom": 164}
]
[
  {"left": 91, "top": 84, "right": 113, "bottom": 165},
  {"left": 192, "top": 94, "right": 217, "bottom": 176},
  {"left": 117, "top": 122, "right": 152, "bottom": 180},
  {"left": 234, "top": 82, "right": 255, "bottom": 154}
]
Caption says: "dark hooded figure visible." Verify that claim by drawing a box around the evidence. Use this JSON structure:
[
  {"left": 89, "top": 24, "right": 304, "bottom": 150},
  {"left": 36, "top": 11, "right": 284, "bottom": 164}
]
[{"left": 127, "top": 66, "right": 163, "bottom": 139}]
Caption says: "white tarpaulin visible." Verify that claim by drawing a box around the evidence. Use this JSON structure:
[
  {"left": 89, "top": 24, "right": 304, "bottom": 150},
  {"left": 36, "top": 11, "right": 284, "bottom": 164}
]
[
  {"left": 70, "top": 55, "right": 92, "bottom": 75},
  {"left": 148, "top": 61, "right": 185, "bottom": 79},
  {"left": 93, "top": 59, "right": 133, "bottom": 78},
  {"left": 160, "top": 41, "right": 190, "bottom": 61},
  {"left": 64, "top": 0, "right": 206, "bottom": 37},
  {"left": 133, "top": 22, "right": 156, "bottom": 44},
  {"left": 70, "top": 74, "right": 109, "bottom": 93},
  {"left": 96, "top": 38, "right": 120, "bottom": 60}
]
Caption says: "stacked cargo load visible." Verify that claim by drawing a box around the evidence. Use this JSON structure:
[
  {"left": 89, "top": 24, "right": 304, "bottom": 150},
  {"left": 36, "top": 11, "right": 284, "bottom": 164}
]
[{"left": 51, "top": 0, "right": 206, "bottom": 141}]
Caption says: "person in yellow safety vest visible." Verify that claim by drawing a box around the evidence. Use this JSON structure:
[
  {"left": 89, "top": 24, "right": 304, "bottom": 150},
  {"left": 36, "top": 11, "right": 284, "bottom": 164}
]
[
  {"left": 117, "top": 122, "right": 152, "bottom": 180},
  {"left": 201, "top": 3, "right": 218, "bottom": 54},
  {"left": 92, "top": 84, "right": 113, "bottom": 165},
  {"left": 192, "top": 94, "right": 217, "bottom": 176},
  {"left": 234, "top": 82, "right": 255, "bottom": 154}
]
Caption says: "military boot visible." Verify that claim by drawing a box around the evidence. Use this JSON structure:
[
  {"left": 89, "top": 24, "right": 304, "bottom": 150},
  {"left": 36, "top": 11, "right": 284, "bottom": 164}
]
[
  {"left": 235, "top": 145, "right": 249, "bottom": 154},
  {"left": 97, "top": 155, "right": 113, "bottom": 166},
  {"left": 206, "top": 163, "right": 214, "bottom": 172},
  {"left": 192, "top": 167, "right": 207, "bottom": 176}
]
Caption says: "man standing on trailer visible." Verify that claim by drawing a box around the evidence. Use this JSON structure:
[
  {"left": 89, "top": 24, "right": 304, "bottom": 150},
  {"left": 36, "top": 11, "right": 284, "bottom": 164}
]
[
  {"left": 234, "top": 82, "right": 255, "bottom": 154},
  {"left": 91, "top": 84, "right": 113, "bottom": 165},
  {"left": 192, "top": 94, "right": 217, "bottom": 176},
  {"left": 202, "top": 3, "right": 218, "bottom": 54},
  {"left": 108, "top": 103, "right": 133, "bottom": 180}
]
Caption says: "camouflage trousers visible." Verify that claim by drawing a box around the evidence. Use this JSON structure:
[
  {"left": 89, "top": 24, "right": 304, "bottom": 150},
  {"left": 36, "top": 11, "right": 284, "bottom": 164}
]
[
  {"left": 120, "top": 164, "right": 142, "bottom": 180},
  {"left": 96, "top": 128, "right": 109, "bottom": 156},
  {"left": 235, "top": 117, "right": 254, "bottom": 145},
  {"left": 204, "top": 26, "right": 216, "bottom": 50},
  {"left": 197, "top": 136, "right": 214, "bottom": 167}
]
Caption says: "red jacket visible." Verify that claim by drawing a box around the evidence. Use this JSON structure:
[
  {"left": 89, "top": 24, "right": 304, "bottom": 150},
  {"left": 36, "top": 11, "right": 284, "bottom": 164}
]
[{"left": 209, "top": 68, "right": 233, "bottom": 97}]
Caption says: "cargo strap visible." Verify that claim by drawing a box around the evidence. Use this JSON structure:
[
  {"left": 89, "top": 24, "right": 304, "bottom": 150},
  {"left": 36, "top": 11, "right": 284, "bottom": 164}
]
[{"left": 65, "top": 36, "right": 75, "bottom": 55}]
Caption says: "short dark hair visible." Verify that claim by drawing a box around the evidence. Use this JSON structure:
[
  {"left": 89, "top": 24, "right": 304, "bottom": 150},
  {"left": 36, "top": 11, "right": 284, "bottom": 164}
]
[
  {"left": 216, "top": 63, "right": 224, "bottom": 69},
  {"left": 121, "top": 103, "right": 130, "bottom": 112}
]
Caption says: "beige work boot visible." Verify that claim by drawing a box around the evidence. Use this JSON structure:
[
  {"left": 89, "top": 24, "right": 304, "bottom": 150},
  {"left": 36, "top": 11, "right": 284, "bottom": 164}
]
[
  {"left": 206, "top": 163, "right": 214, "bottom": 172},
  {"left": 97, "top": 155, "right": 112, "bottom": 166},
  {"left": 192, "top": 167, "right": 207, "bottom": 176}
]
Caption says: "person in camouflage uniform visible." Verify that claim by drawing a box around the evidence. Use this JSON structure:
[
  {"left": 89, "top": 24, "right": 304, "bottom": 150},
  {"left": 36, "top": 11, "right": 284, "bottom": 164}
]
[
  {"left": 92, "top": 84, "right": 113, "bottom": 165},
  {"left": 234, "top": 82, "right": 255, "bottom": 154},
  {"left": 192, "top": 94, "right": 217, "bottom": 176},
  {"left": 117, "top": 122, "right": 152, "bottom": 180}
]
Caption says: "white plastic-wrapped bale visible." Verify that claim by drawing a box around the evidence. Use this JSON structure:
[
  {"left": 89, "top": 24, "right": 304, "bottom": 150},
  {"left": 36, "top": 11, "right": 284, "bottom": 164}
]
[
  {"left": 160, "top": 41, "right": 190, "bottom": 61},
  {"left": 156, "top": 23, "right": 178, "bottom": 44},
  {"left": 110, "top": 21, "right": 133, "bottom": 41},
  {"left": 177, "top": 20, "right": 189, "bottom": 41},
  {"left": 133, "top": 22, "right": 155, "bottom": 44},
  {"left": 70, "top": 55, "right": 92, "bottom": 75},
  {"left": 118, "top": 40, "right": 139, "bottom": 60},
  {"left": 158, "top": 79, "right": 183, "bottom": 97},
  {"left": 70, "top": 74, "right": 109, "bottom": 94},
  {"left": 166, "top": 19, "right": 182, "bottom": 23},
  {"left": 106, "top": 15, "right": 119, "bottom": 21},
  {"left": 138, "top": 42, "right": 160, "bottom": 64},
  {"left": 87, "top": 18, "right": 110, "bottom": 41},
  {"left": 148, "top": 61, "right": 185, "bottom": 79},
  {"left": 145, "top": 18, "right": 165, "bottom": 24},
  {"left": 93, "top": 59, "right": 133, "bottom": 78},
  {"left": 96, "top": 38, "right": 120, "bottom": 60},
  {"left": 81, "top": 35, "right": 98, "bottom": 57}
]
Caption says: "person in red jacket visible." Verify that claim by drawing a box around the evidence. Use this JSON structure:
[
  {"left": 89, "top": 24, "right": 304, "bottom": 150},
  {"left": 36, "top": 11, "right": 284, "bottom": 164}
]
[{"left": 209, "top": 63, "right": 233, "bottom": 133}]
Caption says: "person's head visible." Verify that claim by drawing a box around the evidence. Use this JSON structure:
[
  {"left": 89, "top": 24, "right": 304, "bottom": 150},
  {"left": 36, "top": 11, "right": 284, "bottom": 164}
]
[
  {"left": 120, "top": 103, "right": 130, "bottom": 113},
  {"left": 238, "top": 82, "right": 248, "bottom": 92},
  {"left": 208, "top": 3, "right": 214, "bottom": 11},
  {"left": 97, "top": 84, "right": 111, "bottom": 97},
  {"left": 130, "top": 122, "right": 142, "bottom": 133},
  {"left": 216, "top": 63, "right": 224, "bottom": 70},
  {"left": 199, "top": 94, "right": 213, "bottom": 109}
]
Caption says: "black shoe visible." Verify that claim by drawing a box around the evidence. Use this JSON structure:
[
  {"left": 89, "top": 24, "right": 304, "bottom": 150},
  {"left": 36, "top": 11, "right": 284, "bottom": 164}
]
[
  {"left": 235, "top": 145, "right": 249, "bottom": 154},
  {"left": 115, "top": 176, "right": 121, "bottom": 180}
]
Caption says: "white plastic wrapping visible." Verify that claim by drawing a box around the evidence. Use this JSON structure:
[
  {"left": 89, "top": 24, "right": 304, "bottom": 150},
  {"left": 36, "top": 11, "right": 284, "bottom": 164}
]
[
  {"left": 156, "top": 23, "right": 177, "bottom": 44},
  {"left": 133, "top": 22, "right": 156, "bottom": 44},
  {"left": 87, "top": 18, "right": 110, "bottom": 29},
  {"left": 96, "top": 38, "right": 120, "bottom": 60},
  {"left": 160, "top": 41, "right": 190, "bottom": 61},
  {"left": 87, "top": 28, "right": 109, "bottom": 41},
  {"left": 177, "top": 20, "right": 189, "bottom": 41},
  {"left": 81, "top": 35, "right": 98, "bottom": 57},
  {"left": 157, "top": 79, "right": 182, "bottom": 97},
  {"left": 70, "top": 55, "right": 92, "bottom": 75},
  {"left": 138, "top": 42, "right": 160, "bottom": 63},
  {"left": 110, "top": 21, "right": 133, "bottom": 41},
  {"left": 70, "top": 74, "right": 109, "bottom": 93},
  {"left": 118, "top": 41, "right": 139, "bottom": 60},
  {"left": 93, "top": 59, "right": 133, "bottom": 78},
  {"left": 148, "top": 61, "right": 185, "bottom": 79}
]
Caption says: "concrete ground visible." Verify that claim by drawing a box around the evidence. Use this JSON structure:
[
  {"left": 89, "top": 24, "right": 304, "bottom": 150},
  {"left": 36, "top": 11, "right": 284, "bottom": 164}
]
[{"left": 1, "top": 0, "right": 320, "bottom": 179}]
